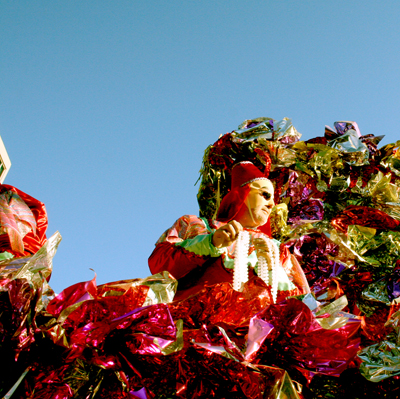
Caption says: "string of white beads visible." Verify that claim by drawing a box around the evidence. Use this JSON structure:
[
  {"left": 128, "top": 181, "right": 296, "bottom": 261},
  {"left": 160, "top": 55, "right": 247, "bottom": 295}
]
[
  {"left": 257, "top": 256, "right": 269, "bottom": 283},
  {"left": 232, "top": 230, "right": 250, "bottom": 291},
  {"left": 257, "top": 237, "right": 279, "bottom": 303}
]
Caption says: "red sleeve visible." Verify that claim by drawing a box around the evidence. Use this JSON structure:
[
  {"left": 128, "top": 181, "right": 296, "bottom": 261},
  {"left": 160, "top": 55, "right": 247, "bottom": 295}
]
[{"left": 148, "top": 241, "right": 212, "bottom": 280}]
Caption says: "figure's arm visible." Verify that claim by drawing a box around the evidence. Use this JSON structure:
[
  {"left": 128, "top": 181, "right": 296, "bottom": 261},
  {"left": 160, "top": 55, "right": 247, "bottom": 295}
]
[
  {"left": 149, "top": 238, "right": 222, "bottom": 280},
  {"left": 148, "top": 216, "right": 243, "bottom": 280},
  {"left": 148, "top": 215, "right": 226, "bottom": 280},
  {"left": 283, "top": 254, "right": 311, "bottom": 294}
]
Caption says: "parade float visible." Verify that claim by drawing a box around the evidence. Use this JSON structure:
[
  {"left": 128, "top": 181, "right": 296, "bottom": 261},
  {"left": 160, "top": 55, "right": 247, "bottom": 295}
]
[{"left": 0, "top": 117, "right": 400, "bottom": 398}]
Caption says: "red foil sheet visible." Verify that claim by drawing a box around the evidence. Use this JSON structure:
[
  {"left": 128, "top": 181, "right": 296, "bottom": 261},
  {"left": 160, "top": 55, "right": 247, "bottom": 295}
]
[
  {"left": 248, "top": 298, "right": 361, "bottom": 384},
  {"left": 331, "top": 205, "right": 400, "bottom": 233},
  {"left": 3, "top": 272, "right": 366, "bottom": 398},
  {"left": 0, "top": 184, "right": 48, "bottom": 257}
]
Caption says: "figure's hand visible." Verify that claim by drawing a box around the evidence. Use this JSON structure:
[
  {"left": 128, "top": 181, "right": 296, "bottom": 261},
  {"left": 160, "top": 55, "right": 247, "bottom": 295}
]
[
  {"left": 212, "top": 220, "right": 243, "bottom": 248},
  {"left": 253, "top": 238, "right": 274, "bottom": 269}
]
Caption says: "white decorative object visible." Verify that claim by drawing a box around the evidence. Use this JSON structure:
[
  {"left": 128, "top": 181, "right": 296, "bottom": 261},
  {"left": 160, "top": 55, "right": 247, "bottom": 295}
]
[
  {"left": 257, "top": 237, "right": 280, "bottom": 303},
  {"left": 232, "top": 230, "right": 250, "bottom": 291},
  {"left": 0, "top": 135, "right": 11, "bottom": 183}
]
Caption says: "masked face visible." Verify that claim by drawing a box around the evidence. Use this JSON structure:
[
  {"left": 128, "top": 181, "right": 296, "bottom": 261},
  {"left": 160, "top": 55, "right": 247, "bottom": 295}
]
[{"left": 235, "top": 179, "right": 275, "bottom": 228}]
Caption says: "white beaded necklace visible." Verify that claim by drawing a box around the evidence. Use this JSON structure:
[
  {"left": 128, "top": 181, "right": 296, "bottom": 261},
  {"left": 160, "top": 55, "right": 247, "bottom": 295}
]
[
  {"left": 232, "top": 231, "right": 250, "bottom": 291},
  {"left": 232, "top": 232, "right": 279, "bottom": 303},
  {"left": 257, "top": 237, "right": 279, "bottom": 303}
]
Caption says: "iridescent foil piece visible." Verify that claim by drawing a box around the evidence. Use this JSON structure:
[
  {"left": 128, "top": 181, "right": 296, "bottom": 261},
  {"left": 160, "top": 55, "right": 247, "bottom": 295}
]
[
  {"left": 331, "top": 206, "right": 400, "bottom": 234},
  {"left": 330, "top": 175, "right": 350, "bottom": 192},
  {"left": 282, "top": 170, "right": 309, "bottom": 207},
  {"left": 285, "top": 232, "right": 341, "bottom": 287},
  {"left": 235, "top": 117, "right": 301, "bottom": 143},
  {"left": 347, "top": 225, "right": 378, "bottom": 258},
  {"left": 120, "top": 271, "right": 177, "bottom": 306},
  {"left": 258, "top": 139, "right": 298, "bottom": 169},
  {"left": 308, "top": 144, "right": 343, "bottom": 182},
  {"left": 0, "top": 232, "right": 60, "bottom": 355},
  {"left": 380, "top": 140, "right": 400, "bottom": 176},
  {"left": 329, "top": 129, "right": 369, "bottom": 166},
  {"left": 361, "top": 267, "right": 400, "bottom": 306},
  {"left": 386, "top": 307, "right": 400, "bottom": 345},
  {"left": 248, "top": 298, "right": 361, "bottom": 382},
  {"left": 0, "top": 190, "right": 38, "bottom": 254},
  {"left": 300, "top": 292, "right": 321, "bottom": 311},
  {"left": 315, "top": 295, "right": 348, "bottom": 317},
  {"left": 358, "top": 340, "right": 400, "bottom": 382},
  {"left": 245, "top": 317, "right": 274, "bottom": 362},
  {"left": 237, "top": 117, "right": 274, "bottom": 135},
  {"left": 387, "top": 267, "right": 400, "bottom": 302},
  {"left": 380, "top": 202, "right": 400, "bottom": 222},
  {"left": 361, "top": 278, "right": 391, "bottom": 305},
  {"left": 367, "top": 171, "right": 400, "bottom": 205},
  {"left": 256, "top": 365, "right": 303, "bottom": 399},
  {"left": 346, "top": 227, "right": 400, "bottom": 270},
  {"left": 269, "top": 203, "right": 292, "bottom": 240},
  {"left": 273, "top": 117, "right": 303, "bottom": 143},
  {"left": 333, "top": 121, "right": 362, "bottom": 137},
  {"left": 130, "top": 387, "right": 149, "bottom": 399},
  {"left": 189, "top": 336, "right": 303, "bottom": 398},
  {"left": 315, "top": 296, "right": 361, "bottom": 330},
  {"left": 7, "top": 230, "right": 61, "bottom": 286},
  {"left": 360, "top": 134, "right": 385, "bottom": 155},
  {"left": 292, "top": 142, "right": 317, "bottom": 177},
  {"left": 288, "top": 198, "right": 324, "bottom": 224}
]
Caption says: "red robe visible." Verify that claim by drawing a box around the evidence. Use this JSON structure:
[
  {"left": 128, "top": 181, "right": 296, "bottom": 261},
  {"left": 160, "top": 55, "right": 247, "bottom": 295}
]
[{"left": 149, "top": 215, "right": 309, "bottom": 301}]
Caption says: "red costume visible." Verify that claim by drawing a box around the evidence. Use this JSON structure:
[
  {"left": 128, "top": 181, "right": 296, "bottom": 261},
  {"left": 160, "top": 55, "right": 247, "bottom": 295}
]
[{"left": 149, "top": 162, "right": 309, "bottom": 301}]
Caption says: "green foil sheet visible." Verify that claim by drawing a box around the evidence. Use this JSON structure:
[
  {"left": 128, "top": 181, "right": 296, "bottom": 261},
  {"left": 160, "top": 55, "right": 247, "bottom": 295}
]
[{"left": 358, "top": 341, "right": 400, "bottom": 382}]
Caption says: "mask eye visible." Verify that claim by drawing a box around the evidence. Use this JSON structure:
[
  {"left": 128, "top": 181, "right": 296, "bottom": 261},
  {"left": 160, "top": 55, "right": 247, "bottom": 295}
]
[{"left": 262, "top": 192, "right": 271, "bottom": 200}]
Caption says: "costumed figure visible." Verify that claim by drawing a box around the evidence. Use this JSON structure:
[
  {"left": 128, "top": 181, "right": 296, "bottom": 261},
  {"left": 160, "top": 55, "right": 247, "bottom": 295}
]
[{"left": 149, "top": 161, "right": 310, "bottom": 301}]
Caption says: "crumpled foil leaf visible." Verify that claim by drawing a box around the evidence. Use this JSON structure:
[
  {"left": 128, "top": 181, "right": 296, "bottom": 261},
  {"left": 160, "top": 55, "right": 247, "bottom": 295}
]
[
  {"left": 361, "top": 267, "right": 400, "bottom": 306},
  {"left": 308, "top": 144, "right": 343, "bottom": 181},
  {"left": 247, "top": 298, "right": 361, "bottom": 383},
  {"left": 236, "top": 117, "right": 301, "bottom": 143},
  {"left": 259, "top": 139, "right": 298, "bottom": 170},
  {"left": 368, "top": 171, "right": 400, "bottom": 204},
  {"left": 358, "top": 340, "right": 400, "bottom": 382},
  {"left": 0, "top": 232, "right": 61, "bottom": 356},
  {"left": 269, "top": 203, "right": 292, "bottom": 240},
  {"left": 329, "top": 129, "right": 370, "bottom": 166}
]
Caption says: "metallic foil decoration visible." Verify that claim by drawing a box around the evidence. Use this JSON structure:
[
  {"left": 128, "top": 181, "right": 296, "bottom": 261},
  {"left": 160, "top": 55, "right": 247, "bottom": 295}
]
[
  {"left": 236, "top": 117, "right": 302, "bottom": 144},
  {"left": 245, "top": 298, "right": 361, "bottom": 384},
  {"left": 0, "top": 232, "right": 61, "bottom": 354},
  {"left": 269, "top": 202, "right": 292, "bottom": 241},
  {"left": 329, "top": 129, "right": 370, "bottom": 166},
  {"left": 6, "top": 119, "right": 400, "bottom": 398},
  {"left": 358, "top": 340, "right": 400, "bottom": 382}
]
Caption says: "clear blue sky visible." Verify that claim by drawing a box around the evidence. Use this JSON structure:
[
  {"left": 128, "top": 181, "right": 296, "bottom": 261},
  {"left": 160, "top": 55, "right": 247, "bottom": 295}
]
[{"left": 1, "top": 1, "right": 399, "bottom": 294}]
